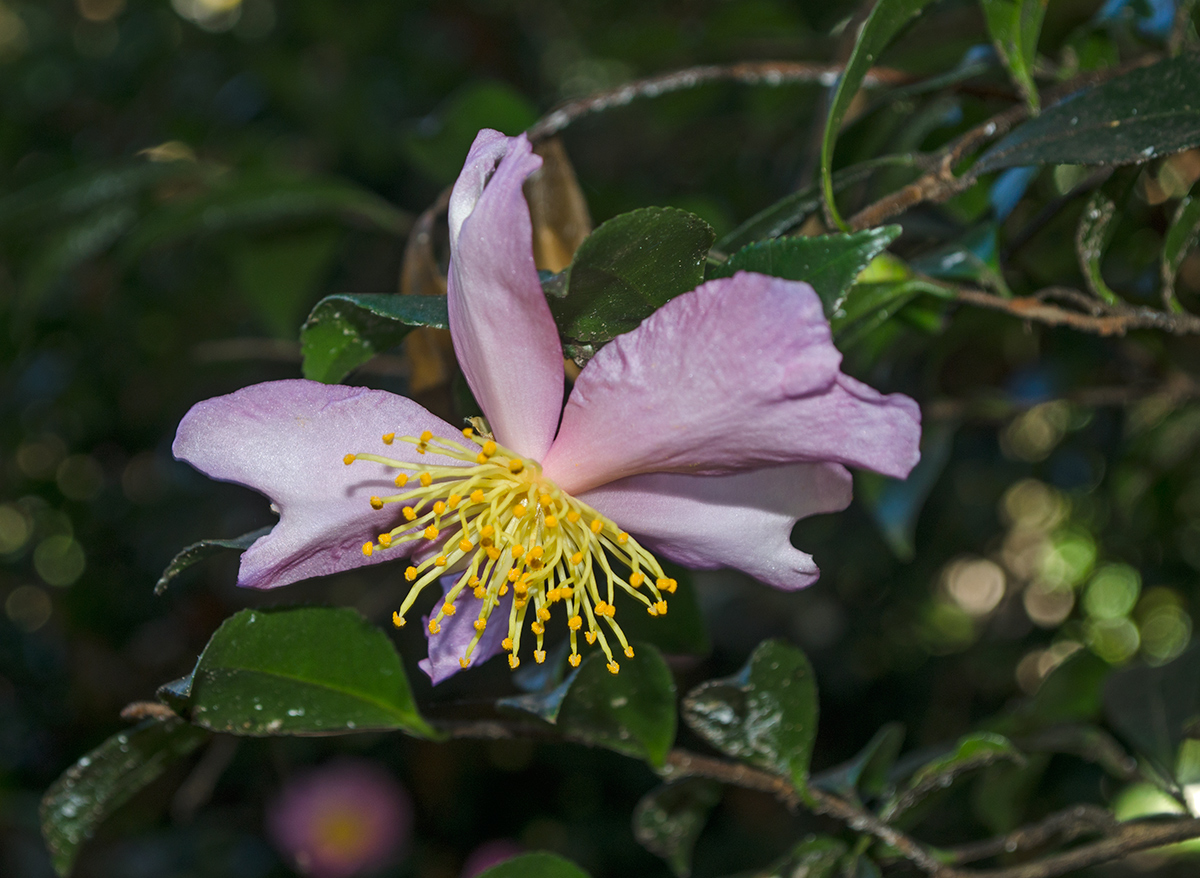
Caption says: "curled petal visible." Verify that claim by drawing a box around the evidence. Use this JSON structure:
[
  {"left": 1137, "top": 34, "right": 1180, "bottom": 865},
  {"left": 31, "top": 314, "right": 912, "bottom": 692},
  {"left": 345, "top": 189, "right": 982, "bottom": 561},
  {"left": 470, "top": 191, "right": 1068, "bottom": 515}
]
[
  {"left": 542, "top": 272, "right": 921, "bottom": 494},
  {"left": 448, "top": 130, "right": 564, "bottom": 460},
  {"left": 580, "top": 462, "right": 852, "bottom": 591},
  {"left": 420, "top": 574, "right": 514, "bottom": 685},
  {"left": 173, "top": 380, "right": 463, "bottom": 589}
]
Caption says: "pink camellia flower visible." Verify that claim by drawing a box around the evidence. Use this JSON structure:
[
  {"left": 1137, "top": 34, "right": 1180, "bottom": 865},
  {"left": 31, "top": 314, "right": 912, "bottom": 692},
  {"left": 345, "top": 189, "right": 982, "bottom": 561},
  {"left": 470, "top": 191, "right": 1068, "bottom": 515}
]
[
  {"left": 266, "top": 759, "right": 412, "bottom": 878},
  {"left": 173, "top": 129, "right": 921, "bottom": 683}
]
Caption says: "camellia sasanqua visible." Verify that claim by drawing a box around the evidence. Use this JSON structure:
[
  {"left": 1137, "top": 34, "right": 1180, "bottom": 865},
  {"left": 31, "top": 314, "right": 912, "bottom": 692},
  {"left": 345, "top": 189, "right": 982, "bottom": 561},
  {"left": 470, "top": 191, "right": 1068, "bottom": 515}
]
[{"left": 173, "top": 129, "right": 922, "bottom": 683}]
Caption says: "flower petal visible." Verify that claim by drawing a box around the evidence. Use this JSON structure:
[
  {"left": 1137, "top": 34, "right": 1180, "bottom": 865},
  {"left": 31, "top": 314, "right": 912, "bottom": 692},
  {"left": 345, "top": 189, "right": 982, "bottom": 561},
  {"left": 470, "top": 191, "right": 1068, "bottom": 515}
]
[
  {"left": 542, "top": 271, "right": 921, "bottom": 493},
  {"left": 447, "top": 130, "right": 564, "bottom": 460},
  {"left": 580, "top": 462, "right": 852, "bottom": 591},
  {"left": 419, "top": 574, "right": 514, "bottom": 685},
  {"left": 172, "top": 379, "right": 464, "bottom": 589}
]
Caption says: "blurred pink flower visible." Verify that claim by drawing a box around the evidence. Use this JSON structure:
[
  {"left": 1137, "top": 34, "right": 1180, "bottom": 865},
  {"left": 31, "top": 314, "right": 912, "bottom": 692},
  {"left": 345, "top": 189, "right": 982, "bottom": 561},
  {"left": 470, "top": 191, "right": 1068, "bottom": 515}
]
[{"left": 267, "top": 759, "right": 412, "bottom": 878}]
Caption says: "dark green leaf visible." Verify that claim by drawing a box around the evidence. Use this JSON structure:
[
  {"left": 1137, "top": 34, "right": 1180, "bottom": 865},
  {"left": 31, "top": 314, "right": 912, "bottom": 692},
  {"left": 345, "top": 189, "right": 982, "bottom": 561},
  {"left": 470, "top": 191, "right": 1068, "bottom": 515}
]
[
  {"left": 756, "top": 835, "right": 847, "bottom": 878},
  {"left": 881, "top": 732, "right": 1023, "bottom": 821},
  {"left": 300, "top": 293, "right": 450, "bottom": 384},
  {"left": 232, "top": 227, "right": 341, "bottom": 338},
  {"left": 497, "top": 668, "right": 578, "bottom": 725},
  {"left": 832, "top": 279, "right": 951, "bottom": 348},
  {"left": 981, "top": 0, "right": 1046, "bottom": 111},
  {"left": 551, "top": 207, "right": 714, "bottom": 348},
  {"left": 20, "top": 205, "right": 138, "bottom": 310},
  {"left": 820, "top": 0, "right": 939, "bottom": 228},
  {"left": 1015, "top": 648, "right": 1111, "bottom": 729},
  {"left": 612, "top": 568, "right": 710, "bottom": 657},
  {"left": 1163, "top": 187, "right": 1200, "bottom": 307},
  {"left": 0, "top": 162, "right": 187, "bottom": 230},
  {"left": 154, "top": 526, "right": 271, "bottom": 595},
  {"left": 976, "top": 55, "right": 1200, "bottom": 173},
  {"left": 476, "top": 852, "right": 591, "bottom": 878},
  {"left": 40, "top": 719, "right": 209, "bottom": 877},
  {"left": 179, "top": 607, "right": 436, "bottom": 738},
  {"left": 710, "top": 226, "right": 901, "bottom": 312},
  {"left": 1104, "top": 646, "right": 1200, "bottom": 778},
  {"left": 632, "top": 779, "right": 721, "bottom": 878},
  {"left": 810, "top": 722, "right": 905, "bottom": 803},
  {"left": 682, "top": 640, "right": 818, "bottom": 789},
  {"left": 558, "top": 641, "right": 677, "bottom": 767},
  {"left": 1075, "top": 190, "right": 1121, "bottom": 305}
]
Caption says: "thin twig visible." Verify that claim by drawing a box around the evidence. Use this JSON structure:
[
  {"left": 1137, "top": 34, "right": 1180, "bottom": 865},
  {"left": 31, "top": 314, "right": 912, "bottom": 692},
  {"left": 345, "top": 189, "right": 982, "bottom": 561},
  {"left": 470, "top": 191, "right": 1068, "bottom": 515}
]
[
  {"left": 954, "top": 287, "right": 1200, "bottom": 335},
  {"left": 948, "top": 805, "right": 1117, "bottom": 866}
]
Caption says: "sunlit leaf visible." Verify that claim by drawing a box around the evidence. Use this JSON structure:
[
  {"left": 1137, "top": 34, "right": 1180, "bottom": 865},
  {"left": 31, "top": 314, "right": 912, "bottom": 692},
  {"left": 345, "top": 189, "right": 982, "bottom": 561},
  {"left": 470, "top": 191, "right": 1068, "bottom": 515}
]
[{"left": 980, "top": 0, "right": 1046, "bottom": 111}]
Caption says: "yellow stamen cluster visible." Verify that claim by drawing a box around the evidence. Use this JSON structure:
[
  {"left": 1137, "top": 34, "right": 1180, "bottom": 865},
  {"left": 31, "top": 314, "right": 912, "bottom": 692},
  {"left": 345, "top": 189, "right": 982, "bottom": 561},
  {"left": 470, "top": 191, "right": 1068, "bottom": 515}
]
[{"left": 349, "top": 430, "right": 676, "bottom": 672}]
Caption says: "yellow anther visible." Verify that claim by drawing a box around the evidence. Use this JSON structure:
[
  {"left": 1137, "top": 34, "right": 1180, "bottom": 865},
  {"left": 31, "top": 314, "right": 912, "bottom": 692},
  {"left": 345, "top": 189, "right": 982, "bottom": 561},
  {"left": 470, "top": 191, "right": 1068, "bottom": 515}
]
[
  {"left": 629, "top": 572, "right": 644, "bottom": 587},
  {"left": 378, "top": 533, "right": 392, "bottom": 547},
  {"left": 535, "top": 650, "right": 546, "bottom": 664},
  {"left": 370, "top": 496, "right": 384, "bottom": 510},
  {"left": 529, "top": 546, "right": 544, "bottom": 560},
  {"left": 405, "top": 566, "right": 418, "bottom": 581},
  {"left": 392, "top": 612, "right": 405, "bottom": 628},
  {"left": 511, "top": 544, "right": 525, "bottom": 558},
  {"left": 428, "top": 619, "right": 440, "bottom": 634},
  {"left": 502, "top": 638, "right": 513, "bottom": 651},
  {"left": 567, "top": 510, "right": 581, "bottom": 523},
  {"left": 448, "top": 494, "right": 461, "bottom": 508},
  {"left": 394, "top": 473, "right": 409, "bottom": 487},
  {"left": 474, "top": 619, "right": 486, "bottom": 632},
  {"left": 507, "top": 569, "right": 520, "bottom": 582},
  {"left": 655, "top": 600, "right": 668, "bottom": 615},
  {"left": 539, "top": 494, "right": 553, "bottom": 508},
  {"left": 590, "top": 519, "right": 603, "bottom": 534},
  {"left": 459, "top": 539, "right": 474, "bottom": 552},
  {"left": 624, "top": 646, "right": 635, "bottom": 658},
  {"left": 382, "top": 432, "right": 395, "bottom": 444},
  {"left": 487, "top": 547, "right": 500, "bottom": 561},
  {"left": 508, "top": 458, "right": 524, "bottom": 474},
  {"left": 663, "top": 578, "right": 678, "bottom": 593},
  {"left": 442, "top": 602, "right": 456, "bottom": 616},
  {"left": 617, "top": 532, "right": 629, "bottom": 544},
  {"left": 559, "top": 585, "right": 573, "bottom": 598},
  {"left": 403, "top": 507, "right": 417, "bottom": 521},
  {"left": 343, "top": 454, "right": 356, "bottom": 465},
  {"left": 607, "top": 661, "right": 620, "bottom": 675},
  {"left": 571, "top": 552, "right": 583, "bottom": 565},
  {"left": 462, "top": 427, "right": 474, "bottom": 438},
  {"left": 513, "top": 503, "right": 527, "bottom": 518},
  {"left": 547, "top": 588, "right": 561, "bottom": 602},
  {"left": 468, "top": 575, "right": 480, "bottom": 586},
  {"left": 362, "top": 542, "right": 373, "bottom": 556},
  {"left": 569, "top": 653, "right": 581, "bottom": 667},
  {"left": 433, "top": 500, "right": 446, "bottom": 515},
  {"left": 473, "top": 586, "right": 486, "bottom": 599},
  {"left": 531, "top": 622, "right": 544, "bottom": 635},
  {"left": 537, "top": 607, "right": 551, "bottom": 622},
  {"left": 482, "top": 440, "right": 497, "bottom": 456},
  {"left": 424, "top": 525, "right": 439, "bottom": 541},
  {"left": 419, "top": 430, "right": 433, "bottom": 443},
  {"left": 544, "top": 515, "right": 558, "bottom": 528},
  {"left": 471, "top": 490, "right": 485, "bottom": 504},
  {"left": 568, "top": 615, "right": 582, "bottom": 630},
  {"left": 647, "top": 605, "right": 658, "bottom": 616},
  {"left": 476, "top": 452, "right": 488, "bottom": 463},
  {"left": 459, "top": 657, "right": 470, "bottom": 668},
  {"left": 419, "top": 473, "right": 432, "bottom": 487},
  {"left": 480, "top": 525, "right": 494, "bottom": 539},
  {"left": 508, "top": 655, "right": 520, "bottom": 669},
  {"left": 513, "top": 583, "right": 528, "bottom": 597},
  {"left": 585, "top": 631, "right": 597, "bottom": 645},
  {"left": 435, "top": 555, "right": 448, "bottom": 567}
]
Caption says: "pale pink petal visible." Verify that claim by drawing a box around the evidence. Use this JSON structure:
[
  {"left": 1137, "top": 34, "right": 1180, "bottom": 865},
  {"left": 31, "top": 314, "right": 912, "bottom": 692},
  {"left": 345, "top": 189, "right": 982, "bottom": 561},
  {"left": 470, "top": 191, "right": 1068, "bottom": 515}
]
[
  {"left": 173, "top": 380, "right": 465, "bottom": 589},
  {"left": 419, "top": 574, "right": 514, "bottom": 685},
  {"left": 447, "top": 130, "right": 563, "bottom": 460},
  {"left": 579, "top": 462, "right": 853, "bottom": 591},
  {"left": 541, "top": 272, "right": 921, "bottom": 494}
]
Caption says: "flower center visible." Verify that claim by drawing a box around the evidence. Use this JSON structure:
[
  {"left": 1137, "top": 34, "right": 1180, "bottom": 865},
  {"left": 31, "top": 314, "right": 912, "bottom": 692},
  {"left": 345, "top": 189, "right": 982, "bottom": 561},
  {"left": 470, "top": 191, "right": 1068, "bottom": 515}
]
[{"left": 346, "top": 428, "right": 675, "bottom": 674}]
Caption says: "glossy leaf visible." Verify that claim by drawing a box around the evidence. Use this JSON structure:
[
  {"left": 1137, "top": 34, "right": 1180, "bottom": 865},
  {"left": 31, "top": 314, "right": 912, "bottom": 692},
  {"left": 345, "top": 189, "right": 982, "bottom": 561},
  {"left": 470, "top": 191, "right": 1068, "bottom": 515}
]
[
  {"left": 710, "top": 226, "right": 901, "bottom": 312},
  {"left": 1104, "top": 646, "right": 1200, "bottom": 778},
  {"left": 176, "top": 607, "right": 436, "bottom": 738},
  {"left": 820, "top": 0, "right": 939, "bottom": 228},
  {"left": 550, "top": 207, "right": 714, "bottom": 349},
  {"left": 980, "top": 0, "right": 1046, "bottom": 111},
  {"left": 810, "top": 722, "right": 905, "bottom": 803},
  {"left": 1075, "top": 189, "right": 1121, "bottom": 305},
  {"left": 40, "top": 719, "right": 209, "bottom": 877},
  {"left": 1162, "top": 189, "right": 1200, "bottom": 308},
  {"left": 558, "top": 641, "right": 677, "bottom": 767},
  {"left": 300, "top": 293, "right": 450, "bottom": 384},
  {"left": 632, "top": 779, "right": 721, "bottom": 878},
  {"left": 681, "top": 639, "right": 818, "bottom": 789},
  {"left": 881, "top": 732, "right": 1023, "bottom": 821},
  {"left": 975, "top": 55, "right": 1200, "bottom": 173},
  {"left": 476, "top": 852, "right": 591, "bottom": 878},
  {"left": 154, "top": 526, "right": 272, "bottom": 595},
  {"left": 757, "top": 835, "right": 847, "bottom": 878}
]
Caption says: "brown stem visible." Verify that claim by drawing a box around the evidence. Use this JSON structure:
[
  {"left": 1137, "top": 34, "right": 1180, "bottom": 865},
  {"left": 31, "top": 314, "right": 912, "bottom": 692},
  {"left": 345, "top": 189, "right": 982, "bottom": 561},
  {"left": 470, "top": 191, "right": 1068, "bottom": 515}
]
[{"left": 954, "top": 287, "right": 1200, "bottom": 336}]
